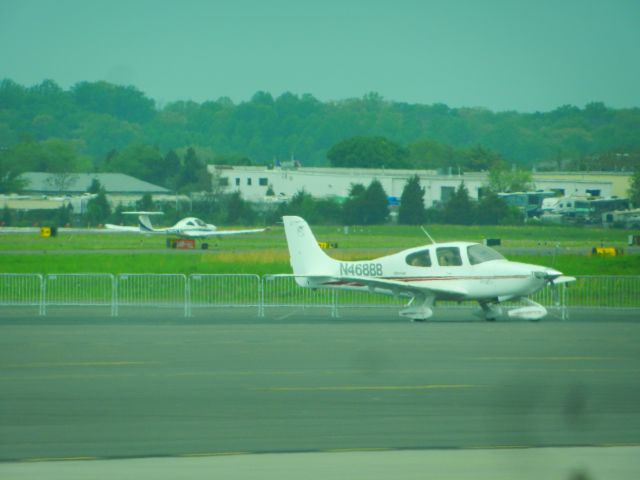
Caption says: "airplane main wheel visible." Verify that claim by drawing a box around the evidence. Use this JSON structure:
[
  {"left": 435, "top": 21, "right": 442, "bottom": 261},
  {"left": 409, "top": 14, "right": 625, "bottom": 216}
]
[{"left": 201, "top": 243, "right": 209, "bottom": 250}]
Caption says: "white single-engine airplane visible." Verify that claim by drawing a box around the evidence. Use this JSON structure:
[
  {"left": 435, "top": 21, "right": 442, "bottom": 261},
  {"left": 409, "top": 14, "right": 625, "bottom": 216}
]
[
  {"left": 282, "top": 216, "right": 575, "bottom": 321},
  {"left": 105, "top": 212, "right": 267, "bottom": 239}
]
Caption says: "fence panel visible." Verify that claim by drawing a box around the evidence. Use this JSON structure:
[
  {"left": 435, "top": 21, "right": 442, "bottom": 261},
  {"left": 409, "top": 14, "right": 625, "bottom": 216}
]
[
  {"left": 568, "top": 276, "right": 640, "bottom": 308},
  {"left": 2, "top": 273, "right": 639, "bottom": 318},
  {"left": 44, "top": 274, "right": 115, "bottom": 315},
  {"left": 116, "top": 274, "right": 187, "bottom": 316},
  {"left": 262, "top": 275, "right": 338, "bottom": 315},
  {"left": 0, "top": 274, "right": 43, "bottom": 314},
  {"left": 189, "top": 274, "right": 261, "bottom": 314}
]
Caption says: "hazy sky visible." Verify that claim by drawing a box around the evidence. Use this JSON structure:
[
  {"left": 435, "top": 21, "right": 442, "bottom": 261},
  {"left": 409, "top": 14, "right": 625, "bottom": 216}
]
[{"left": 1, "top": 0, "right": 639, "bottom": 112}]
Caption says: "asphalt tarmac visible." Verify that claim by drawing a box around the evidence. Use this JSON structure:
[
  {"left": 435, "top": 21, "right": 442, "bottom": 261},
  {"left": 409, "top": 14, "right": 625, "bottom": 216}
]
[{"left": 1, "top": 308, "right": 639, "bottom": 478}]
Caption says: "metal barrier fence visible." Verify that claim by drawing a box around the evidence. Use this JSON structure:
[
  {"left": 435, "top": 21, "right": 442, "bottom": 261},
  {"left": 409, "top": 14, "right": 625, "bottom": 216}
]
[
  {"left": 44, "top": 273, "right": 115, "bottom": 316},
  {"left": 568, "top": 275, "right": 640, "bottom": 308},
  {"left": 0, "top": 274, "right": 639, "bottom": 317},
  {"left": 116, "top": 274, "right": 187, "bottom": 316},
  {"left": 0, "top": 274, "right": 43, "bottom": 315},
  {"left": 189, "top": 274, "right": 262, "bottom": 316},
  {"left": 262, "top": 275, "right": 341, "bottom": 316}
]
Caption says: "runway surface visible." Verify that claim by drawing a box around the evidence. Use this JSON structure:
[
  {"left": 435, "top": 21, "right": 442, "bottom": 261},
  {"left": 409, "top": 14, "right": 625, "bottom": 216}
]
[{"left": 1, "top": 308, "right": 639, "bottom": 477}]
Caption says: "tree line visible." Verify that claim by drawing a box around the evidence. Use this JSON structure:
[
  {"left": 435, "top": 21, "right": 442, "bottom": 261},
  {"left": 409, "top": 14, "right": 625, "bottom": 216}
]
[{"left": 2, "top": 78, "right": 640, "bottom": 175}]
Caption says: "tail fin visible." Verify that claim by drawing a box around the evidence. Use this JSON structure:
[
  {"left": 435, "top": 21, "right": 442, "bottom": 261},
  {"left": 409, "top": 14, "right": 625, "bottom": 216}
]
[
  {"left": 122, "top": 211, "right": 161, "bottom": 233},
  {"left": 282, "top": 216, "right": 337, "bottom": 276},
  {"left": 138, "top": 214, "right": 155, "bottom": 232}
]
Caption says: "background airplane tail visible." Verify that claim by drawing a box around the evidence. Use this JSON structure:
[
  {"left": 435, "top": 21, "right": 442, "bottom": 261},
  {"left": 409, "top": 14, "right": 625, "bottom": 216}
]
[
  {"left": 138, "top": 215, "right": 155, "bottom": 232},
  {"left": 282, "top": 216, "right": 337, "bottom": 276}
]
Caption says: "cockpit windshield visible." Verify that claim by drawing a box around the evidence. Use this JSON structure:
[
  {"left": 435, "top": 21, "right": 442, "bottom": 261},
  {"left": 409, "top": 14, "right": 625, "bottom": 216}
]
[
  {"left": 467, "top": 244, "right": 505, "bottom": 265},
  {"left": 194, "top": 218, "right": 206, "bottom": 227}
]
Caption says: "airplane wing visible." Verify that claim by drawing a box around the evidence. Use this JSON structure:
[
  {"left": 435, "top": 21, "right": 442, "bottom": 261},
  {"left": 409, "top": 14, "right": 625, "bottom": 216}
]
[
  {"left": 104, "top": 224, "right": 140, "bottom": 233},
  {"left": 299, "top": 275, "right": 468, "bottom": 301},
  {"left": 180, "top": 228, "right": 268, "bottom": 238}
]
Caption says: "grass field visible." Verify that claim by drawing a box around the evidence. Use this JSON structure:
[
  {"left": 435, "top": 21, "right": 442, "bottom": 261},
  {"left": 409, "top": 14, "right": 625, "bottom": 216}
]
[
  {"left": 0, "top": 223, "right": 636, "bottom": 251},
  {"left": 1, "top": 223, "right": 638, "bottom": 276}
]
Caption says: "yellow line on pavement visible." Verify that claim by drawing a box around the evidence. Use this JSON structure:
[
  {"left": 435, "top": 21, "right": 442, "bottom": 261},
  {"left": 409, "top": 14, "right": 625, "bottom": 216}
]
[
  {"left": 1, "top": 361, "right": 159, "bottom": 369},
  {"left": 477, "top": 356, "right": 624, "bottom": 362},
  {"left": 325, "top": 448, "right": 392, "bottom": 453},
  {"left": 26, "top": 456, "right": 99, "bottom": 462},
  {"left": 468, "top": 445, "right": 530, "bottom": 450},
  {"left": 261, "top": 384, "right": 481, "bottom": 392},
  {"left": 180, "top": 451, "right": 249, "bottom": 457}
]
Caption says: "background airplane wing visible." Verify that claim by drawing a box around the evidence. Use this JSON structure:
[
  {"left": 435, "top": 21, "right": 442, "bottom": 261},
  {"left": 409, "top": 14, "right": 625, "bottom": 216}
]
[
  {"left": 304, "top": 275, "right": 468, "bottom": 301},
  {"left": 181, "top": 228, "right": 268, "bottom": 238},
  {"left": 104, "top": 224, "right": 140, "bottom": 233}
]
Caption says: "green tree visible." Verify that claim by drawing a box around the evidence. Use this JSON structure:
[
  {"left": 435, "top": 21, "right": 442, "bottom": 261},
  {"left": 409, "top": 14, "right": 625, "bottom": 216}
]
[
  {"left": 273, "top": 190, "right": 342, "bottom": 225},
  {"left": 277, "top": 190, "right": 317, "bottom": 221},
  {"left": 87, "top": 177, "right": 102, "bottom": 194},
  {"left": 362, "top": 180, "right": 390, "bottom": 224},
  {"left": 443, "top": 182, "right": 474, "bottom": 225},
  {"left": 327, "top": 136, "right": 410, "bottom": 169},
  {"left": 342, "top": 180, "right": 388, "bottom": 225},
  {"left": 398, "top": 175, "right": 426, "bottom": 225},
  {"left": 2, "top": 205, "right": 12, "bottom": 226},
  {"left": 487, "top": 166, "right": 534, "bottom": 193},
  {"left": 104, "top": 144, "right": 164, "bottom": 184},
  {"left": 456, "top": 145, "right": 504, "bottom": 171},
  {"left": 175, "top": 147, "right": 211, "bottom": 192},
  {"left": 136, "top": 193, "right": 154, "bottom": 211},
  {"left": 54, "top": 203, "right": 73, "bottom": 227},
  {"left": 408, "top": 139, "right": 454, "bottom": 170},
  {"left": 0, "top": 154, "right": 28, "bottom": 193},
  {"left": 71, "top": 81, "right": 155, "bottom": 123},
  {"left": 85, "top": 191, "right": 111, "bottom": 226},
  {"left": 1, "top": 139, "right": 91, "bottom": 174},
  {"left": 475, "top": 191, "right": 522, "bottom": 225},
  {"left": 342, "top": 183, "right": 366, "bottom": 225},
  {"left": 225, "top": 191, "right": 256, "bottom": 224}
]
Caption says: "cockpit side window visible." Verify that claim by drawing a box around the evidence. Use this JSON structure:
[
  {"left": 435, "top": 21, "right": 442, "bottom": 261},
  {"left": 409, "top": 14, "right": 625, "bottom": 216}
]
[
  {"left": 436, "top": 247, "right": 463, "bottom": 267},
  {"left": 405, "top": 250, "right": 432, "bottom": 267}
]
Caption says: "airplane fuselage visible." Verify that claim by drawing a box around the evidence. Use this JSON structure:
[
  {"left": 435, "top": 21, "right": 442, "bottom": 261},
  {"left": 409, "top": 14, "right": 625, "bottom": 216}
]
[
  {"left": 282, "top": 216, "right": 573, "bottom": 321},
  {"left": 302, "top": 242, "right": 555, "bottom": 302}
]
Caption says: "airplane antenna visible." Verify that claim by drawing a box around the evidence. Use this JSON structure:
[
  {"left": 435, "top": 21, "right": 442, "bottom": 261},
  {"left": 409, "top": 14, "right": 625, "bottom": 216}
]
[{"left": 420, "top": 226, "right": 437, "bottom": 245}]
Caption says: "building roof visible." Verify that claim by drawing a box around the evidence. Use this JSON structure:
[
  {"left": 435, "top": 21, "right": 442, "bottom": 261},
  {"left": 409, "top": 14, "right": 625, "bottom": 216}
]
[{"left": 21, "top": 172, "right": 170, "bottom": 194}]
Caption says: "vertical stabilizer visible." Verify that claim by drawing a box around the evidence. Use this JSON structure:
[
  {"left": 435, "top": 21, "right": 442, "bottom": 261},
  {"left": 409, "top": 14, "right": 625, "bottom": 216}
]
[
  {"left": 282, "top": 216, "right": 337, "bottom": 276},
  {"left": 138, "top": 215, "right": 155, "bottom": 232}
]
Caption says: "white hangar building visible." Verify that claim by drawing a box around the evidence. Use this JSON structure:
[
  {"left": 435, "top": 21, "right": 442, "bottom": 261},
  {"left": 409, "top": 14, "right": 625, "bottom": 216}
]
[{"left": 209, "top": 165, "right": 617, "bottom": 206}]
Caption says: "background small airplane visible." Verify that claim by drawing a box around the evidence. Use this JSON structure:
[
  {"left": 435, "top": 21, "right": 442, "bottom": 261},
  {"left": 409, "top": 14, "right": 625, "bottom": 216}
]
[
  {"left": 105, "top": 212, "right": 267, "bottom": 239},
  {"left": 282, "top": 216, "right": 575, "bottom": 321}
]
